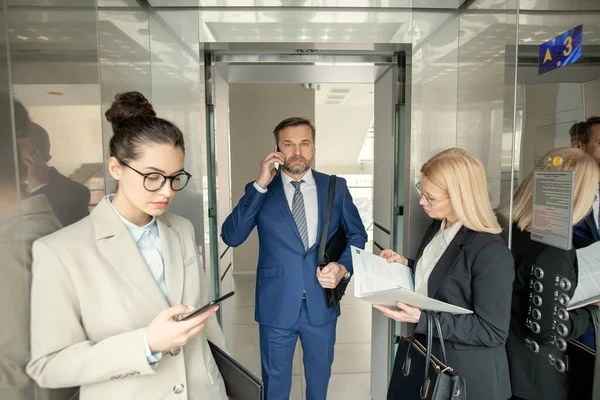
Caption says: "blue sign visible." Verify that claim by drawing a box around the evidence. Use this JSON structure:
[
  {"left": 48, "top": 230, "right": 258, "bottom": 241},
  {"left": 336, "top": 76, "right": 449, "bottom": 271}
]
[{"left": 538, "top": 25, "right": 583, "bottom": 75}]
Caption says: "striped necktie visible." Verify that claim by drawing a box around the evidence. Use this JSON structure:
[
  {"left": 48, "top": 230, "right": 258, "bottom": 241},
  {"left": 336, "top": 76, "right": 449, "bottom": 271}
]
[{"left": 291, "top": 180, "right": 309, "bottom": 251}]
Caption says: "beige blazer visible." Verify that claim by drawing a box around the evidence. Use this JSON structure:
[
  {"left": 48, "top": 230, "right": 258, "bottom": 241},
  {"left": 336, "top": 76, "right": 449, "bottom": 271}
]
[{"left": 26, "top": 198, "right": 228, "bottom": 400}]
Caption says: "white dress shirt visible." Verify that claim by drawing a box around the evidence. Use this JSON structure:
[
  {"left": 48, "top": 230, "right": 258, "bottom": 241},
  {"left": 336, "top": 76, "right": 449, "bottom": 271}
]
[
  {"left": 414, "top": 219, "right": 463, "bottom": 296},
  {"left": 23, "top": 179, "right": 48, "bottom": 194},
  {"left": 254, "top": 169, "right": 319, "bottom": 248}
]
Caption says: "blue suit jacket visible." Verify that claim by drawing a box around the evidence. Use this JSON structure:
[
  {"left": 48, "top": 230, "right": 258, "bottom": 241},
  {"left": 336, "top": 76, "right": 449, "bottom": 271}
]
[
  {"left": 221, "top": 170, "right": 367, "bottom": 329},
  {"left": 573, "top": 211, "right": 600, "bottom": 250}
]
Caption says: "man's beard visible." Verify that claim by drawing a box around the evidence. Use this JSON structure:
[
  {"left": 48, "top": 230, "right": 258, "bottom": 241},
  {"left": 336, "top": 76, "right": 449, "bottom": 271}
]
[{"left": 283, "top": 156, "right": 311, "bottom": 175}]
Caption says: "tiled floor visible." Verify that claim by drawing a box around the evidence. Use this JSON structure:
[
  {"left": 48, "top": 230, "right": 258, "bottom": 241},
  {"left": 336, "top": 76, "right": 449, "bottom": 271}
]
[{"left": 231, "top": 274, "right": 372, "bottom": 400}]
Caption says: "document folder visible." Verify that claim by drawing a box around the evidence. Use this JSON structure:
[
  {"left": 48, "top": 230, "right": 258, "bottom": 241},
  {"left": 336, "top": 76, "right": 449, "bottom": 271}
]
[
  {"left": 351, "top": 246, "right": 473, "bottom": 315},
  {"left": 209, "top": 341, "right": 264, "bottom": 400}
]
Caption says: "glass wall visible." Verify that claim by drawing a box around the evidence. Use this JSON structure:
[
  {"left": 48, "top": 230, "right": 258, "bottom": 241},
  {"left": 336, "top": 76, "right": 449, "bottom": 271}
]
[
  {"left": 1, "top": 0, "right": 100, "bottom": 398},
  {"left": 0, "top": 2, "right": 211, "bottom": 397},
  {"left": 513, "top": 1, "right": 600, "bottom": 195},
  {"left": 0, "top": 1, "right": 598, "bottom": 398}
]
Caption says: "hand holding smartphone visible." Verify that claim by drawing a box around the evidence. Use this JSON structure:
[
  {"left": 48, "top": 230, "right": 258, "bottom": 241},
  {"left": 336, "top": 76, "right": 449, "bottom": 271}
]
[{"left": 179, "top": 291, "right": 235, "bottom": 322}]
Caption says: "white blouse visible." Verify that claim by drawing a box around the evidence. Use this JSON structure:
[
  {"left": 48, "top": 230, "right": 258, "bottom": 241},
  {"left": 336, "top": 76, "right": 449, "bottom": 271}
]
[{"left": 414, "top": 219, "right": 463, "bottom": 296}]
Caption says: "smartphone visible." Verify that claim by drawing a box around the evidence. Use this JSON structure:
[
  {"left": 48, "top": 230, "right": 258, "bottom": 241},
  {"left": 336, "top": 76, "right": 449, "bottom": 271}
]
[
  {"left": 178, "top": 291, "right": 235, "bottom": 322},
  {"left": 272, "top": 145, "right": 280, "bottom": 171}
]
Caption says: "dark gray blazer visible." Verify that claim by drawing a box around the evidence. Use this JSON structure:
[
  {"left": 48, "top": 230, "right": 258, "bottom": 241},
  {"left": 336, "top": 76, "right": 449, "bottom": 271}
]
[
  {"left": 507, "top": 225, "right": 594, "bottom": 400},
  {"left": 398, "top": 219, "right": 514, "bottom": 400}
]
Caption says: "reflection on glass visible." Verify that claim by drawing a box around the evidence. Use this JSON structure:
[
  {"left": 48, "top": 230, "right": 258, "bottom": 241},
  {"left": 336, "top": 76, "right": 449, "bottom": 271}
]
[
  {"left": 0, "top": 98, "right": 79, "bottom": 400},
  {"left": 515, "top": 5, "right": 600, "bottom": 190},
  {"left": 17, "top": 121, "right": 91, "bottom": 227},
  {"left": 1, "top": 1, "right": 102, "bottom": 399}
]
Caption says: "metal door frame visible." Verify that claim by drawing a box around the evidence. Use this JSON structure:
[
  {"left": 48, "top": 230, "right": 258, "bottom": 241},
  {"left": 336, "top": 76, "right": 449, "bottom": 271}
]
[{"left": 202, "top": 46, "right": 409, "bottom": 384}]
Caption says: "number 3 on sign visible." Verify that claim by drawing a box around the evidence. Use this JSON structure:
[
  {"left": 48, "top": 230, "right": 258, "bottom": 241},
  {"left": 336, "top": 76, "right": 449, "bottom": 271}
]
[{"left": 563, "top": 36, "right": 573, "bottom": 56}]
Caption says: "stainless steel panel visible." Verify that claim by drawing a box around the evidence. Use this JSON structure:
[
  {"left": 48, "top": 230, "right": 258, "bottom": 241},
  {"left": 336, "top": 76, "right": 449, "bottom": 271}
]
[
  {"left": 372, "top": 65, "right": 395, "bottom": 400},
  {"left": 225, "top": 64, "right": 390, "bottom": 83},
  {"left": 406, "top": 10, "right": 460, "bottom": 258},
  {"left": 456, "top": 3, "right": 518, "bottom": 216}
]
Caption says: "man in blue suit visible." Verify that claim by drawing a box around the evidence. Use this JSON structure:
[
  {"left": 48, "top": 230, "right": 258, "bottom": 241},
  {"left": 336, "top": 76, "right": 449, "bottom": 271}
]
[
  {"left": 222, "top": 117, "right": 367, "bottom": 400},
  {"left": 571, "top": 117, "right": 600, "bottom": 250},
  {"left": 570, "top": 116, "right": 600, "bottom": 350}
]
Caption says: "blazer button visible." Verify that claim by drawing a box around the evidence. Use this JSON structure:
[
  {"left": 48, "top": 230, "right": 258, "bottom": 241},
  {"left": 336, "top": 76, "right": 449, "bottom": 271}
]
[
  {"left": 169, "top": 347, "right": 181, "bottom": 356},
  {"left": 173, "top": 384, "right": 185, "bottom": 394}
]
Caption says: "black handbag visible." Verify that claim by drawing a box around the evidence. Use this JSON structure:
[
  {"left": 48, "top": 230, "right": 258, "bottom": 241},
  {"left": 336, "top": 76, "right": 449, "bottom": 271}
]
[
  {"left": 318, "top": 175, "right": 348, "bottom": 309},
  {"left": 388, "top": 311, "right": 467, "bottom": 400},
  {"left": 566, "top": 339, "right": 594, "bottom": 400}
]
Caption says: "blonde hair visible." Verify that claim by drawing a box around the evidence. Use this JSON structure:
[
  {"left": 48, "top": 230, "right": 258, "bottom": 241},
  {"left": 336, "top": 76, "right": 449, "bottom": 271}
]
[
  {"left": 421, "top": 148, "right": 501, "bottom": 234},
  {"left": 510, "top": 147, "right": 600, "bottom": 231}
]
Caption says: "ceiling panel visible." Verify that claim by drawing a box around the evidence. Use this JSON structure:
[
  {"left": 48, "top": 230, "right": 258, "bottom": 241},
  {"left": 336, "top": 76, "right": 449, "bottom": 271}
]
[
  {"left": 198, "top": 9, "right": 412, "bottom": 43},
  {"left": 147, "top": 0, "right": 463, "bottom": 9}
]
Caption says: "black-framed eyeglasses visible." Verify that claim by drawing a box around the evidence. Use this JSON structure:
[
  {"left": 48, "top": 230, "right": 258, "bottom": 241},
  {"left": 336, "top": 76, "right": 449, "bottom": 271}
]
[{"left": 119, "top": 160, "right": 191, "bottom": 192}]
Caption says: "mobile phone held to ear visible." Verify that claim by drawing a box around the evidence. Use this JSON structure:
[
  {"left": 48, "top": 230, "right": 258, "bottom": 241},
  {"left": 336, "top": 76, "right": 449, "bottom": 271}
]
[
  {"left": 272, "top": 145, "right": 280, "bottom": 171},
  {"left": 179, "top": 291, "right": 235, "bottom": 322}
]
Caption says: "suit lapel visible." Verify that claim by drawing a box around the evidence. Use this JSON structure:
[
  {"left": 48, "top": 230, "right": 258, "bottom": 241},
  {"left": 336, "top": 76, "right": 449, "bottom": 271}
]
[
  {"left": 158, "top": 216, "right": 184, "bottom": 306},
  {"left": 414, "top": 220, "right": 441, "bottom": 267},
  {"left": 270, "top": 174, "right": 304, "bottom": 247},
  {"left": 92, "top": 198, "right": 168, "bottom": 311},
  {"left": 427, "top": 227, "right": 476, "bottom": 299},
  {"left": 585, "top": 213, "right": 600, "bottom": 241}
]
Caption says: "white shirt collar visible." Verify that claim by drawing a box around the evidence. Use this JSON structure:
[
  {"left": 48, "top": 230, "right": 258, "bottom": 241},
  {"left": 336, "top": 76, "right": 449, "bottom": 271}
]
[
  {"left": 439, "top": 219, "right": 463, "bottom": 243},
  {"left": 105, "top": 194, "right": 158, "bottom": 242},
  {"left": 281, "top": 169, "right": 315, "bottom": 187}
]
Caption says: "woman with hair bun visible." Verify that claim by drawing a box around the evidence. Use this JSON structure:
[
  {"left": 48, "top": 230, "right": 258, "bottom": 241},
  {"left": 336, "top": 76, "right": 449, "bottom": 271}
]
[{"left": 26, "top": 92, "right": 229, "bottom": 400}]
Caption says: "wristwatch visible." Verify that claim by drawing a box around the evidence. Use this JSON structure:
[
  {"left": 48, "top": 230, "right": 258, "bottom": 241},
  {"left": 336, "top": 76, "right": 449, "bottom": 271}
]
[{"left": 343, "top": 271, "right": 351, "bottom": 281}]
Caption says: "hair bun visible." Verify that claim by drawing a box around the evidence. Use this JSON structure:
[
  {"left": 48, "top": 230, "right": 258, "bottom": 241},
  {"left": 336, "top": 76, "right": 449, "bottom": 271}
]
[{"left": 105, "top": 91, "right": 156, "bottom": 126}]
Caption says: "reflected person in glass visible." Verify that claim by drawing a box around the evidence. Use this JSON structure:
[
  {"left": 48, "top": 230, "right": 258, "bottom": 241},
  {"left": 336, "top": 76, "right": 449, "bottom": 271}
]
[
  {"left": 16, "top": 121, "right": 91, "bottom": 227},
  {"left": 503, "top": 147, "right": 600, "bottom": 400},
  {"left": 26, "top": 92, "right": 230, "bottom": 400},
  {"left": 0, "top": 97, "right": 76, "bottom": 400},
  {"left": 377, "top": 148, "right": 514, "bottom": 400},
  {"left": 570, "top": 117, "right": 600, "bottom": 250}
]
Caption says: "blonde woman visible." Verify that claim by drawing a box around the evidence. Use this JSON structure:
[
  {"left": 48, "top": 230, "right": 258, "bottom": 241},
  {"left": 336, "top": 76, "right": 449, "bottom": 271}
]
[
  {"left": 378, "top": 148, "right": 514, "bottom": 400},
  {"left": 505, "top": 148, "right": 600, "bottom": 400}
]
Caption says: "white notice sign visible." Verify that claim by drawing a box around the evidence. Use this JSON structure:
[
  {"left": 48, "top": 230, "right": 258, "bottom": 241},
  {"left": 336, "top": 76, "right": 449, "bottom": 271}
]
[{"left": 531, "top": 171, "right": 574, "bottom": 250}]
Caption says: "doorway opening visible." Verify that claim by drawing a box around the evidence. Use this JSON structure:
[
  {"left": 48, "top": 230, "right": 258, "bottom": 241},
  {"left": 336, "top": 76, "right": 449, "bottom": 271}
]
[{"left": 206, "top": 43, "right": 407, "bottom": 399}]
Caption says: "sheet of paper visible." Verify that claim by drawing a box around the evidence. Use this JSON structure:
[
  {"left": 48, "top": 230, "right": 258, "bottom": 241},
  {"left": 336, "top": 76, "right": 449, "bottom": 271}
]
[
  {"left": 351, "top": 246, "right": 414, "bottom": 297},
  {"left": 569, "top": 241, "right": 600, "bottom": 310},
  {"left": 351, "top": 246, "right": 472, "bottom": 315}
]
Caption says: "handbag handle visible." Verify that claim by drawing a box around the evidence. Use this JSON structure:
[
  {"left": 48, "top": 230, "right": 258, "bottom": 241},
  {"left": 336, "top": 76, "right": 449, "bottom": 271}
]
[
  {"left": 420, "top": 311, "right": 434, "bottom": 399},
  {"left": 403, "top": 311, "right": 451, "bottom": 399},
  {"left": 431, "top": 312, "right": 448, "bottom": 366},
  {"left": 402, "top": 316, "right": 418, "bottom": 376}
]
